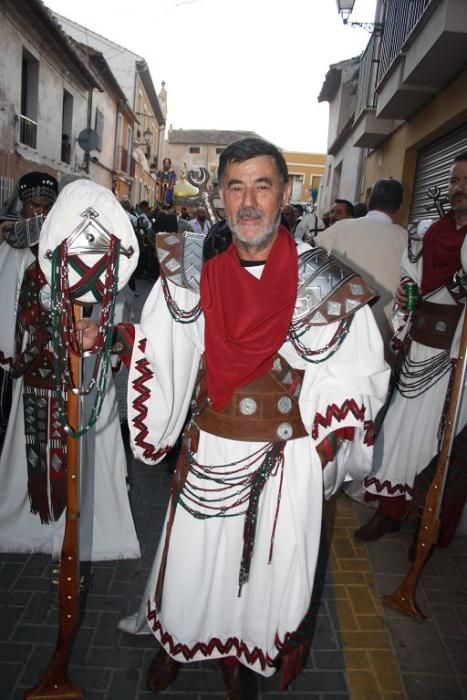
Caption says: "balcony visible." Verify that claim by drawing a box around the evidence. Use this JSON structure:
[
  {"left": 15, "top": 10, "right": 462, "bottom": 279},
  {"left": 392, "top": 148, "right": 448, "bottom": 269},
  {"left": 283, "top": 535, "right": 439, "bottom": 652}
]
[
  {"left": 18, "top": 114, "right": 37, "bottom": 149},
  {"left": 353, "top": 110, "right": 401, "bottom": 149},
  {"left": 376, "top": 0, "right": 467, "bottom": 120},
  {"left": 354, "top": 33, "right": 379, "bottom": 122},
  {"left": 351, "top": 32, "right": 398, "bottom": 147}
]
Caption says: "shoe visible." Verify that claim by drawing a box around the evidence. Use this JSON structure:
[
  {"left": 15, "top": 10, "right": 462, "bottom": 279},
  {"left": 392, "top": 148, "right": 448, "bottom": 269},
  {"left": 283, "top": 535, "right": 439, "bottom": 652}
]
[
  {"left": 220, "top": 661, "right": 258, "bottom": 700},
  {"left": 354, "top": 509, "right": 401, "bottom": 541},
  {"left": 146, "top": 647, "right": 181, "bottom": 694}
]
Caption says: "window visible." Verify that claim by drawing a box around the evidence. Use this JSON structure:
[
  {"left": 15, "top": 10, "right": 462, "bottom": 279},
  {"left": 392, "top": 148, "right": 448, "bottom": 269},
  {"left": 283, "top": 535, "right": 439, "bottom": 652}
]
[
  {"left": 0, "top": 177, "right": 14, "bottom": 208},
  {"left": 95, "top": 108, "right": 104, "bottom": 151},
  {"left": 126, "top": 126, "right": 133, "bottom": 174},
  {"left": 114, "top": 113, "right": 123, "bottom": 170},
  {"left": 289, "top": 174, "right": 304, "bottom": 202},
  {"left": 189, "top": 146, "right": 200, "bottom": 154},
  {"left": 61, "top": 90, "right": 73, "bottom": 163},
  {"left": 20, "top": 48, "right": 39, "bottom": 148}
]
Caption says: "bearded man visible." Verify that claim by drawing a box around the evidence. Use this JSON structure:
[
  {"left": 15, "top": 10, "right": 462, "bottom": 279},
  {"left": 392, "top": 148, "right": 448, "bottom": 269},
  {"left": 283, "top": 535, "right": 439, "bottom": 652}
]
[{"left": 81, "top": 138, "right": 388, "bottom": 697}]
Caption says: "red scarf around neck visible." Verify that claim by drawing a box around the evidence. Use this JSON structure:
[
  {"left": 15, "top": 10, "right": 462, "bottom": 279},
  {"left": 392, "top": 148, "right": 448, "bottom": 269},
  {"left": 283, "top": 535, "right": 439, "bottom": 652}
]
[
  {"left": 200, "top": 226, "right": 298, "bottom": 410},
  {"left": 421, "top": 212, "right": 467, "bottom": 294}
]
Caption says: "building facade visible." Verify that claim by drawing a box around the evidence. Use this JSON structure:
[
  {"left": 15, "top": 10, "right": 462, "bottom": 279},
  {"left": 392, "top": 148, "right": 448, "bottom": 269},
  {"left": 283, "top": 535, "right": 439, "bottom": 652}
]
[
  {"left": 320, "top": 0, "right": 467, "bottom": 225},
  {"left": 166, "top": 128, "right": 262, "bottom": 189},
  {"left": 54, "top": 12, "right": 166, "bottom": 206},
  {"left": 283, "top": 150, "right": 326, "bottom": 206},
  {"left": 0, "top": 0, "right": 98, "bottom": 202}
]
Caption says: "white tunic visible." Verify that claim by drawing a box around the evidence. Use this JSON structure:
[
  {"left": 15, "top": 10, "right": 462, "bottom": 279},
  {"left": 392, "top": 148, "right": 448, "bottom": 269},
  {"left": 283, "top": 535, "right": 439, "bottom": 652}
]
[
  {"left": 122, "top": 265, "right": 389, "bottom": 676},
  {"left": 0, "top": 242, "right": 140, "bottom": 561}
]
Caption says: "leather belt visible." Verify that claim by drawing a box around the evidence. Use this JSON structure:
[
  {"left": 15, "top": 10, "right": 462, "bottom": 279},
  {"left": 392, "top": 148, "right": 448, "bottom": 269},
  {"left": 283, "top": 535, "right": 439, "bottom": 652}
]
[
  {"left": 410, "top": 300, "right": 462, "bottom": 350},
  {"left": 192, "top": 354, "right": 307, "bottom": 442}
]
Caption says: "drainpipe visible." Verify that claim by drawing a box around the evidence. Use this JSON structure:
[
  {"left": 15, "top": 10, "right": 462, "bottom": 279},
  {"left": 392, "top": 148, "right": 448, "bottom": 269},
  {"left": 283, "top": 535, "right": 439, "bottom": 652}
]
[
  {"left": 84, "top": 88, "right": 93, "bottom": 174},
  {"left": 354, "top": 147, "right": 365, "bottom": 203}
]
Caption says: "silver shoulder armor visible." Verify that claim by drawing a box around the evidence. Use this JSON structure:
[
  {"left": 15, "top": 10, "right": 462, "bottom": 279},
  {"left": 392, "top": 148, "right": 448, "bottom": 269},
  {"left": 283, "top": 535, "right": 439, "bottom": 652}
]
[
  {"left": 294, "top": 246, "right": 377, "bottom": 325},
  {"left": 155, "top": 231, "right": 204, "bottom": 292}
]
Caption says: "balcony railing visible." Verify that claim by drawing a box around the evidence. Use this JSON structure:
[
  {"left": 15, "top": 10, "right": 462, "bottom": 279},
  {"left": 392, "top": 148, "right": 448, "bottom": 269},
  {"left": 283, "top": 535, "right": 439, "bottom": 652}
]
[
  {"left": 354, "top": 32, "right": 379, "bottom": 122},
  {"left": 379, "top": 0, "right": 432, "bottom": 80},
  {"left": 18, "top": 114, "right": 37, "bottom": 149}
]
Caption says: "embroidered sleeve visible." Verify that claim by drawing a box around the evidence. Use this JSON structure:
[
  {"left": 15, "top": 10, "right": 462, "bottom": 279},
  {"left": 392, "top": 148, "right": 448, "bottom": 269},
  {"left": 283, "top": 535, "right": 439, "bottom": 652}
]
[
  {"left": 127, "top": 279, "right": 202, "bottom": 465},
  {"left": 298, "top": 305, "right": 389, "bottom": 497}
]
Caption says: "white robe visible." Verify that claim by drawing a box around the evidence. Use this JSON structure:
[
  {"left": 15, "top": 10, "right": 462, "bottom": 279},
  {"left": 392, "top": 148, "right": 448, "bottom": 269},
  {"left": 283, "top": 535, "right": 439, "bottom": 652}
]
[
  {"left": 0, "top": 242, "right": 140, "bottom": 561},
  {"left": 122, "top": 265, "right": 389, "bottom": 677}
]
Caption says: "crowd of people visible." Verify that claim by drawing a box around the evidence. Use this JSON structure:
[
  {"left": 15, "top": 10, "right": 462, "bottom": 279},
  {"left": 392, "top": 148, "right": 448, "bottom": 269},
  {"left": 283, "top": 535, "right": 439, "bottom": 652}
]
[{"left": 0, "top": 138, "right": 466, "bottom": 699}]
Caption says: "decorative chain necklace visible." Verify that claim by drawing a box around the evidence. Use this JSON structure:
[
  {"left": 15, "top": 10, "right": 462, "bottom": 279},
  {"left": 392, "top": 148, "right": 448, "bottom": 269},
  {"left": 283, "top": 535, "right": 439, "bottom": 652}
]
[
  {"left": 177, "top": 441, "right": 286, "bottom": 596},
  {"left": 287, "top": 316, "right": 353, "bottom": 363},
  {"left": 161, "top": 274, "right": 201, "bottom": 323},
  {"left": 396, "top": 349, "right": 452, "bottom": 399},
  {"left": 50, "top": 236, "right": 120, "bottom": 438}
]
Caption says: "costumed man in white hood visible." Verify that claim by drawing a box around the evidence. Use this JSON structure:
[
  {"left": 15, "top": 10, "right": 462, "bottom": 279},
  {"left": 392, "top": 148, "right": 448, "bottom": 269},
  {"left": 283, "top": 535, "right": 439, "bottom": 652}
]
[
  {"left": 0, "top": 171, "right": 59, "bottom": 453},
  {"left": 0, "top": 178, "right": 140, "bottom": 562},
  {"left": 79, "top": 138, "right": 389, "bottom": 697}
]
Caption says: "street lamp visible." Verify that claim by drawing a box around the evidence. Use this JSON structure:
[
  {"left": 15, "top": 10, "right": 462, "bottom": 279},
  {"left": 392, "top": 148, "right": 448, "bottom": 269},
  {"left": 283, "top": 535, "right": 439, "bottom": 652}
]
[
  {"left": 335, "top": 0, "right": 355, "bottom": 24},
  {"left": 143, "top": 128, "right": 153, "bottom": 144},
  {"left": 336, "top": 0, "right": 383, "bottom": 33}
]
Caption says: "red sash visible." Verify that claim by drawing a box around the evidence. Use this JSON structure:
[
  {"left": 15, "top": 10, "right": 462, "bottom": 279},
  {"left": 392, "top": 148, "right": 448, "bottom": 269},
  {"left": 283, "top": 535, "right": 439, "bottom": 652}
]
[
  {"left": 421, "top": 213, "right": 467, "bottom": 294},
  {"left": 200, "top": 227, "right": 298, "bottom": 410}
]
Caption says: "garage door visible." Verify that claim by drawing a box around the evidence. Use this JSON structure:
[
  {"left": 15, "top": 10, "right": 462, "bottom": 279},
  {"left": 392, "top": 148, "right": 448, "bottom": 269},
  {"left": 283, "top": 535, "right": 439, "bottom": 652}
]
[{"left": 409, "top": 123, "right": 467, "bottom": 223}]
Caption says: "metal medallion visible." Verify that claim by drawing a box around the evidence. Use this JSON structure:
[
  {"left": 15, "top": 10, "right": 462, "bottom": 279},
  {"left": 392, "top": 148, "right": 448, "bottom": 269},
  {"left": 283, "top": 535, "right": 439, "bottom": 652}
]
[
  {"left": 39, "top": 284, "right": 52, "bottom": 310},
  {"left": 277, "top": 396, "right": 293, "bottom": 414},
  {"left": 277, "top": 422, "right": 293, "bottom": 440},
  {"left": 239, "top": 397, "right": 257, "bottom": 416}
]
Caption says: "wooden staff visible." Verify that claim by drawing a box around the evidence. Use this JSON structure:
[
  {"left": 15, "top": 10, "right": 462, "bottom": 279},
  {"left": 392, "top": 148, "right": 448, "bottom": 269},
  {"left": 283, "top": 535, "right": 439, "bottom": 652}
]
[
  {"left": 25, "top": 305, "right": 84, "bottom": 699},
  {"left": 383, "top": 305, "right": 467, "bottom": 621}
]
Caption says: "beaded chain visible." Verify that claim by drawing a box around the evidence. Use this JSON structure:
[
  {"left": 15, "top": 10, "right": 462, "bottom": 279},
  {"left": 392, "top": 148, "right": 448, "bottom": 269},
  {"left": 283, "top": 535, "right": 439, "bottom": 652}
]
[
  {"left": 287, "top": 316, "right": 353, "bottom": 363},
  {"left": 396, "top": 348, "right": 452, "bottom": 399},
  {"left": 177, "top": 441, "right": 286, "bottom": 596},
  {"left": 407, "top": 223, "right": 423, "bottom": 263},
  {"left": 50, "top": 236, "right": 120, "bottom": 438},
  {"left": 161, "top": 274, "right": 201, "bottom": 323}
]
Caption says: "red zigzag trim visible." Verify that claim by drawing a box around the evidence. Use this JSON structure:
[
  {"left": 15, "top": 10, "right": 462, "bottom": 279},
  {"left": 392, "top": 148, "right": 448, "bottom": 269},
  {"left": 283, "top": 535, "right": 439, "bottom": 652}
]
[
  {"left": 147, "top": 604, "right": 300, "bottom": 670},
  {"left": 364, "top": 475, "right": 413, "bottom": 497},
  {"left": 131, "top": 338, "right": 169, "bottom": 463},
  {"left": 312, "top": 398, "right": 366, "bottom": 439}
]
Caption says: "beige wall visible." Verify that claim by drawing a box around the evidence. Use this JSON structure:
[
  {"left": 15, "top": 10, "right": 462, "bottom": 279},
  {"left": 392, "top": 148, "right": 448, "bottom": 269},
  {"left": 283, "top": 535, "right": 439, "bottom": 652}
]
[
  {"left": 362, "top": 67, "right": 467, "bottom": 225},
  {"left": 165, "top": 143, "right": 224, "bottom": 184},
  {"left": 283, "top": 151, "right": 326, "bottom": 203}
]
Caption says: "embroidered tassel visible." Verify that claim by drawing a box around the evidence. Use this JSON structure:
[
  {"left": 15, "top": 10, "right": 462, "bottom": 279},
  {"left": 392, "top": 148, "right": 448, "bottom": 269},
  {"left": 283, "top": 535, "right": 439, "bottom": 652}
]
[
  {"left": 28, "top": 470, "right": 51, "bottom": 524},
  {"left": 279, "top": 642, "right": 306, "bottom": 691},
  {"left": 50, "top": 474, "right": 67, "bottom": 521}
]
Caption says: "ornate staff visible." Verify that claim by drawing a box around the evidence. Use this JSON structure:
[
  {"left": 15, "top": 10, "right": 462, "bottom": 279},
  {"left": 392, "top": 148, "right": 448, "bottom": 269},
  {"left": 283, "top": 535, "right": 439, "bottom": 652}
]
[
  {"left": 25, "top": 322, "right": 84, "bottom": 700},
  {"left": 383, "top": 305, "right": 467, "bottom": 620},
  {"left": 174, "top": 165, "right": 221, "bottom": 225},
  {"left": 25, "top": 183, "right": 138, "bottom": 699}
]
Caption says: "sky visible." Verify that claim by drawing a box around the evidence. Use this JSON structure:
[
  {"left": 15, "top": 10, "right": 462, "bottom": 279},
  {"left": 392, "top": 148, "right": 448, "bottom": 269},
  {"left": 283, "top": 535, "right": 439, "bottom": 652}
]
[{"left": 44, "top": 0, "right": 377, "bottom": 153}]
